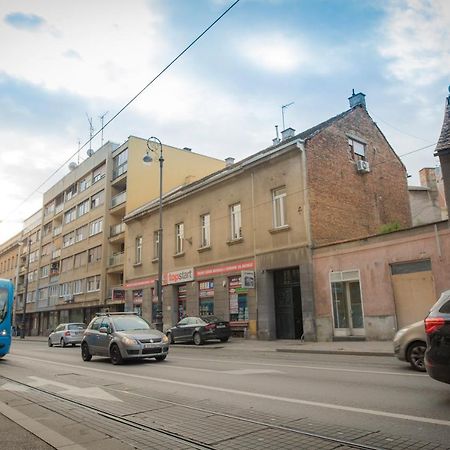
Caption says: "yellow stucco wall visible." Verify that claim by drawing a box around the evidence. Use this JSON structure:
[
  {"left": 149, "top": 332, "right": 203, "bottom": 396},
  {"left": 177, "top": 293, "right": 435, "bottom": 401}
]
[{"left": 126, "top": 136, "right": 226, "bottom": 214}]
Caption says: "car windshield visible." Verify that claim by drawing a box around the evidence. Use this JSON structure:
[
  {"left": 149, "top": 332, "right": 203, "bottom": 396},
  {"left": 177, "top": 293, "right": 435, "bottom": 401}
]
[
  {"left": 0, "top": 289, "right": 7, "bottom": 323},
  {"left": 68, "top": 323, "right": 86, "bottom": 330},
  {"left": 112, "top": 316, "right": 152, "bottom": 332}
]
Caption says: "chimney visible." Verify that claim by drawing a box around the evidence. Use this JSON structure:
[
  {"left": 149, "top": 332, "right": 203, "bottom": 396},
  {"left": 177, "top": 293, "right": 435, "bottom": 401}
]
[
  {"left": 225, "top": 157, "right": 235, "bottom": 167},
  {"left": 281, "top": 127, "right": 295, "bottom": 141},
  {"left": 348, "top": 89, "right": 366, "bottom": 109},
  {"left": 272, "top": 125, "right": 281, "bottom": 145}
]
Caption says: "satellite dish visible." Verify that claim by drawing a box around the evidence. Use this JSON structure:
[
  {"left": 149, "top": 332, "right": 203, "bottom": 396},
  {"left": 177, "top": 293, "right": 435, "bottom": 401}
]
[
  {"left": 68, "top": 162, "right": 77, "bottom": 171},
  {"left": 87, "top": 148, "right": 94, "bottom": 157}
]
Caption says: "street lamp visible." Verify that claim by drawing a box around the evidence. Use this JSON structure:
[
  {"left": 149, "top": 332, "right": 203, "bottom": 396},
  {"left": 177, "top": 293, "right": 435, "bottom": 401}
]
[
  {"left": 20, "top": 238, "right": 32, "bottom": 339},
  {"left": 144, "top": 137, "right": 164, "bottom": 332}
]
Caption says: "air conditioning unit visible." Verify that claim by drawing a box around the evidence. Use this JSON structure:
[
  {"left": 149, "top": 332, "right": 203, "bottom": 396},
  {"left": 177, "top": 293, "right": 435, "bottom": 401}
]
[{"left": 356, "top": 160, "right": 370, "bottom": 173}]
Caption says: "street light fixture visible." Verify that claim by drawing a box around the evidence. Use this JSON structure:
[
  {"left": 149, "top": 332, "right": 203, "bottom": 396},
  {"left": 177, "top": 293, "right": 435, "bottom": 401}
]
[
  {"left": 144, "top": 137, "right": 164, "bottom": 332},
  {"left": 20, "top": 238, "right": 32, "bottom": 339}
]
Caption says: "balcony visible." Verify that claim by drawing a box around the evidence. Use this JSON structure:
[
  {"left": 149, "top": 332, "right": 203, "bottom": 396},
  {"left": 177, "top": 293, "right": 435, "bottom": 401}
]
[
  {"left": 51, "top": 249, "right": 61, "bottom": 259},
  {"left": 55, "top": 203, "right": 64, "bottom": 215},
  {"left": 37, "top": 298, "right": 49, "bottom": 309},
  {"left": 108, "top": 252, "right": 124, "bottom": 267},
  {"left": 111, "top": 191, "right": 127, "bottom": 208},
  {"left": 112, "top": 162, "right": 128, "bottom": 181},
  {"left": 110, "top": 223, "right": 125, "bottom": 237},
  {"left": 53, "top": 225, "right": 62, "bottom": 236}
]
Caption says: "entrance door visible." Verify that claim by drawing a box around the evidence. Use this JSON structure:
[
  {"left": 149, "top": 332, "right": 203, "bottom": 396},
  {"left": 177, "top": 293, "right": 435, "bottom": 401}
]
[
  {"left": 331, "top": 271, "right": 365, "bottom": 337},
  {"left": 274, "top": 268, "right": 303, "bottom": 339}
]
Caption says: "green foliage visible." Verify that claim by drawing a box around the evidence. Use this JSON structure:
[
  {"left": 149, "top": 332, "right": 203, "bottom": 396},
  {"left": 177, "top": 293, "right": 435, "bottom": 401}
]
[{"left": 379, "top": 221, "right": 401, "bottom": 234}]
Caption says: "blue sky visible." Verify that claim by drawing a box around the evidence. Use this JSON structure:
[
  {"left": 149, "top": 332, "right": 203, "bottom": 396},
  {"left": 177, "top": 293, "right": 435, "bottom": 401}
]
[{"left": 0, "top": 0, "right": 449, "bottom": 242}]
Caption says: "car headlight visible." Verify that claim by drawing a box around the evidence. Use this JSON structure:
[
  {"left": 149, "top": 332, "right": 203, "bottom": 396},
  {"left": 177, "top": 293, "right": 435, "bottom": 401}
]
[
  {"left": 0, "top": 329, "right": 7, "bottom": 336},
  {"left": 121, "top": 336, "right": 138, "bottom": 346},
  {"left": 162, "top": 334, "right": 169, "bottom": 344}
]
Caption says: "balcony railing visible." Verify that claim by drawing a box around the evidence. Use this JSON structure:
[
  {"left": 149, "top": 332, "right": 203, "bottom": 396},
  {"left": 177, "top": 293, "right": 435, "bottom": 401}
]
[
  {"left": 112, "top": 162, "right": 128, "bottom": 180},
  {"left": 111, "top": 191, "right": 127, "bottom": 208},
  {"left": 37, "top": 298, "right": 49, "bottom": 308},
  {"left": 110, "top": 223, "right": 125, "bottom": 237},
  {"left": 108, "top": 252, "right": 124, "bottom": 267}
]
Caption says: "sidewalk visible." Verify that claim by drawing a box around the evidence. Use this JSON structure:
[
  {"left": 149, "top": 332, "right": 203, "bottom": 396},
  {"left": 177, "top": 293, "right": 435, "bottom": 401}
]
[{"left": 14, "top": 335, "right": 394, "bottom": 356}]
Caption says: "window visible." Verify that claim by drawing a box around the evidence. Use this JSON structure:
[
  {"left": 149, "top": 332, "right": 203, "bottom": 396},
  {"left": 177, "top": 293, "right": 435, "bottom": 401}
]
[
  {"left": 272, "top": 187, "right": 287, "bottom": 228},
  {"left": 113, "top": 149, "right": 128, "bottom": 179},
  {"left": 63, "top": 231, "right": 75, "bottom": 248},
  {"left": 91, "top": 190, "right": 104, "bottom": 209},
  {"left": 64, "top": 207, "right": 76, "bottom": 224},
  {"left": 79, "top": 177, "right": 91, "bottom": 192},
  {"left": 200, "top": 214, "right": 210, "bottom": 248},
  {"left": 74, "top": 251, "right": 87, "bottom": 268},
  {"left": 348, "top": 138, "right": 366, "bottom": 161},
  {"left": 88, "top": 246, "right": 102, "bottom": 263},
  {"left": 230, "top": 203, "right": 242, "bottom": 240},
  {"left": 75, "top": 225, "right": 87, "bottom": 242},
  {"left": 61, "top": 257, "right": 73, "bottom": 272},
  {"left": 43, "top": 222, "right": 52, "bottom": 236},
  {"left": 40, "top": 265, "right": 49, "bottom": 278},
  {"left": 41, "top": 243, "right": 51, "bottom": 256},
  {"left": 29, "top": 250, "right": 39, "bottom": 263},
  {"left": 153, "top": 231, "right": 160, "bottom": 260},
  {"left": 87, "top": 275, "right": 101, "bottom": 292},
  {"left": 175, "top": 223, "right": 184, "bottom": 254},
  {"left": 135, "top": 236, "right": 143, "bottom": 264},
  {"left": 77, "top": 199, "right": 90, "bottom": 217},
  {"left": 92, "top": 164, "right": 106, "bottom": 184},
  {"left": 73, "top": 279, "right": 84, "bottom": 295},
  {"left": 65, "top": 183, "right": 78, "bottom": 201},
  {"left": 59, "top": 282, "right": 72, "bottom": 297},
  {"left": 89, "top": 218, "right": 103, "bottom": 236}
]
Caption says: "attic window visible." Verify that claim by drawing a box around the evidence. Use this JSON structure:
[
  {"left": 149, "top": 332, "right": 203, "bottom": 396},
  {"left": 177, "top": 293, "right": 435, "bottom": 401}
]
[{"left": 348, "top": 138, "right": 366, "bottom": 161}]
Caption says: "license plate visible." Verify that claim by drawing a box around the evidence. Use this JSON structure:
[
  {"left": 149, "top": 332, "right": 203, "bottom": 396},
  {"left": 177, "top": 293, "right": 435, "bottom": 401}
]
[
  {"left": 217, "top": 325, "right": 226, "bottom": 328},
  {"left": 144, "top": 343, "right": 156, "bottom": 348}
]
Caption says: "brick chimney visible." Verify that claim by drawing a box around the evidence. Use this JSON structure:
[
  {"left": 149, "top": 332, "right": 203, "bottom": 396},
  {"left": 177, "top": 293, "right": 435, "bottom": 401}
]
[
  {"left": 348, "top": 89, "right": 366, "bottom": 109},
  {"left": 434, "top": 86, "right": 450, "bottom": 215}
]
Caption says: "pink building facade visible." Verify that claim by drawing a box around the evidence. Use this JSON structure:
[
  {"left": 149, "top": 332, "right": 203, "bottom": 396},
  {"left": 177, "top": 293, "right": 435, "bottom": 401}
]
[{"left": 313, "top": 220, "right": 450, "bottom": 341}]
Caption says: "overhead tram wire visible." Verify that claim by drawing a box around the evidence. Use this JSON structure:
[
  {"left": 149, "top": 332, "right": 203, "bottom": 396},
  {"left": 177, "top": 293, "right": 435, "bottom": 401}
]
[{"left": 1, "top": 0, "right": 241, "bottom": 222}]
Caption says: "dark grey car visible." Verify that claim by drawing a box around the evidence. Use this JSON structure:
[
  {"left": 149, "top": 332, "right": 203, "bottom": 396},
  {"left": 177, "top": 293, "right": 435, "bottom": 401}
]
[{"left": 81, "top": 312, "right": 169, "bottom": 365}]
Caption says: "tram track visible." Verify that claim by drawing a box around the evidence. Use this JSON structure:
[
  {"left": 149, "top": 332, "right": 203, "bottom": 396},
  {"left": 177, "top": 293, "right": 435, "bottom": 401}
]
[{"left": 0, "top": 374, "right": 397, "bottom": 450}]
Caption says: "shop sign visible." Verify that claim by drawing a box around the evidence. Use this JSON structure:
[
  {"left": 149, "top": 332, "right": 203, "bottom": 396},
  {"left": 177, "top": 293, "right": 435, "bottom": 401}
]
[
  {"left": 167, "top": 268, "right": 194, "bottom": 285},
  {"left": 241, "top": 271, "right": 255, "bottom": 288},
  {"left": 132, "top": 289, "right": 143, "bottom": 305},
  {"left": 196, "top": 260, "right": 255, "bottom": 278},
  {"left": 124, "top": 277, "right": 156, "bottom": 289},
  {"left": 112, "top": 289, "right": 125, "bottom": 301}
]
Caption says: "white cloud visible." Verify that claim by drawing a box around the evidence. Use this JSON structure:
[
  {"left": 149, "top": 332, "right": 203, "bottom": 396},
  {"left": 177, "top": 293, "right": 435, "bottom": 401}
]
[
  {"left": 0, "top": 0, "right": 167, "bottom": 100},
  {"left": 379, "top": 0, "right": 450, "bottom": 86}
]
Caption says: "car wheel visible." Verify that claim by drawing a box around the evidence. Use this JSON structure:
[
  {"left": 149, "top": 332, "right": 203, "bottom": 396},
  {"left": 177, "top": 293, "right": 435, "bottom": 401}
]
[
  {"left": 155, "top": 355, "right": 167, "bottom": 361},
  {"left": 72, "top": 343, "right": 76, "bottom": 347},
  {"left": 167, "top": 332, "right": 175, "bottom": 344},
  {"left": 193, "top": 332, "right": 203, "bottom": 346},
  {"left": 48, "top": 338, "right": 53, "bottom": 347},
  {"left": 220, "top": 337, "right": 229, "bottom": 343},
  {"left": 110, "top": 344, "right": 123, "bottom": 365},
  {"left": 407, "top": 341, "right": 426, "bottom": 372},
  {"left": 60, "top": 338, "right": 66, "bottom": 348},
  {"left": 81, "top": 343, "right": 92, "bottom": 361}
]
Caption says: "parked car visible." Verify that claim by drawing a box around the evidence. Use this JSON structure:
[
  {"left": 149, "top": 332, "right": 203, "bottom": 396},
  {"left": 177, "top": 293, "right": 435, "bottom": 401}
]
[
  {"left": 48, "top": 323, "right": 87, "bottom": 347},
  {"left": 81, "top": 312, "right": 169, "bottom": 365},
  {"left": 424, "top": 290, "right": 450, "bottom": 385},
  {"left": 393, "top": 320, "right": 427, "bottom": 371},
  {"left": 166, "top": 316, "right": 231, "bottom": 345}
]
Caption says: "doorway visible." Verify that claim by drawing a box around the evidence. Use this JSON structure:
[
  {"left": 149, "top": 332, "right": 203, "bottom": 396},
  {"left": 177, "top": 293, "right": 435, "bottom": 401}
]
[
  {"left": 274, "top": 268, "right": 303, "bottom": 339},
  {"left": 331, "top": 271, "right": 365, "bottom": 337}
]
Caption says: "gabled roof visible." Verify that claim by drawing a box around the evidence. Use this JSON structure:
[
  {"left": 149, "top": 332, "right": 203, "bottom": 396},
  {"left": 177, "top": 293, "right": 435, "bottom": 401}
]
[{"left": 436, "top": 92, "right": 450, "bottom": 153}]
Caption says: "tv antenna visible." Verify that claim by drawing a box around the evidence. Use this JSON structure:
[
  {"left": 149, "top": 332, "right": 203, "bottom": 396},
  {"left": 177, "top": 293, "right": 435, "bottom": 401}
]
[
  {"left": 86, "top": 114, "right": 94, "bottom": 156},
  {"left": 281, "top": 102, "right": 294, "bottom": 130},
  {"left": 99, "top": 111, "right": 109, "bottom": 147}
]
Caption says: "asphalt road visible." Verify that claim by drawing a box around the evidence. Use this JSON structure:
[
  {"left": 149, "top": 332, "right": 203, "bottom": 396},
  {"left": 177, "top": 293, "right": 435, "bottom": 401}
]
[{"left": 1, "top": 339, "right": 449, "bottom": 449}]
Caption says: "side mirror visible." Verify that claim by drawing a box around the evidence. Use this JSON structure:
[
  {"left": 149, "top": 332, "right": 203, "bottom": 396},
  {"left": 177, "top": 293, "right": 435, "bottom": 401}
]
[{"left": 99, "top": 326, "right": 108, "bottom": 334}]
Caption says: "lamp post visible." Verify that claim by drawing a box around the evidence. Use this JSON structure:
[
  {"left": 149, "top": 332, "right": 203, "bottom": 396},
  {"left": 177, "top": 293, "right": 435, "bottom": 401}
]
[
  {"left": 144, "top": 137, "right": 164, "bottom": 332},
  {"left": 20, "top": 238, "right": 31, "bottom": 339}
]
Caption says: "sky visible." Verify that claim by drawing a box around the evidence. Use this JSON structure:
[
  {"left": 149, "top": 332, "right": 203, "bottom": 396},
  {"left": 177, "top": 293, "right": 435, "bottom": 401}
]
[{"left": 0, "top": 0, "right": 449, "bottom": 243}]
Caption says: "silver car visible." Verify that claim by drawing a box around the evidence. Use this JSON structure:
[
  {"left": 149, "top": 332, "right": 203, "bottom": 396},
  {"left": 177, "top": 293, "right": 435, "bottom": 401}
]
[
  {"left": 393, "top": 320, "right": 427, "bottom": 371},
  {"left": 48, "top": 323, "right": 87, "bottom": 347},
  {"left": 81, "top": 312, "right": 169, "bottom": 365}
]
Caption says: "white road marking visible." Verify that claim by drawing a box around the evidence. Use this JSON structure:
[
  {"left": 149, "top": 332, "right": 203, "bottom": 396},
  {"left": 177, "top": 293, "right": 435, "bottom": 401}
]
[
  {"left": 221, "top": 369, "right": 282, "bottom": 375},
  {"left": 1, "top": 375, "right": 122, "bottom": 402},
  {"left": 12, "top": 355, "right": 450, "bottom": 427},
  {"left": 173, "top": 356, "right": 426, "bottom": 377}
]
